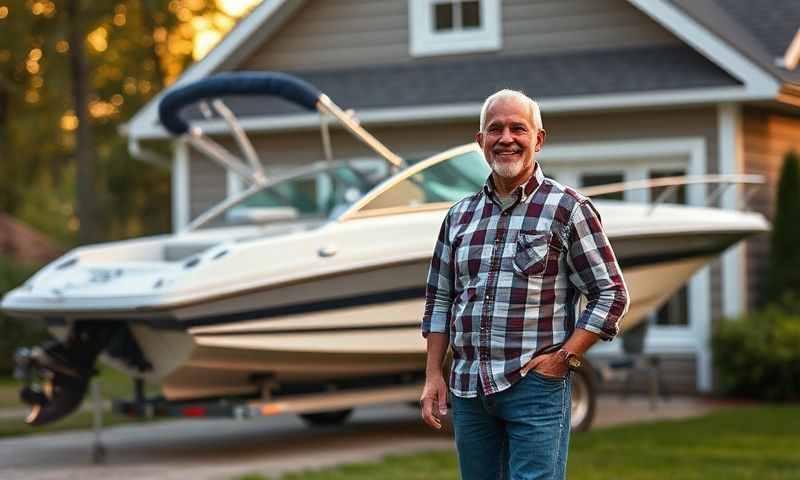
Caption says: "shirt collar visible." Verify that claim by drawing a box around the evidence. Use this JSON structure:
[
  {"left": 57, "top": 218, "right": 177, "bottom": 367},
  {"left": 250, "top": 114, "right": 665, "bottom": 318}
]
[{"left": 482, "top": 162, "right": 545, "bottom": 203}]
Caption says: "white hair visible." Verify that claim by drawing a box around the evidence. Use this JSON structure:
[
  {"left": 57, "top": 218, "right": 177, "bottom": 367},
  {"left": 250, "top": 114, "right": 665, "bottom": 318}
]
[{"left": 479, "top": 89, "right": 543, "bottom": 132}]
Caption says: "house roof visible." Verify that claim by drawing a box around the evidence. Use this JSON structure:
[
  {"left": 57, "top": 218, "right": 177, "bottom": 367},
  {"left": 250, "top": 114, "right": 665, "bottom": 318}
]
[
  {"left": 718, "top": 0, "right": 800, "bottom": 60},
  {"left": 0, "top": 214, "right": 62, "bottom": 265},
  {"left": 671, "top": 0, "right": 800, "bottom": 84},
  {"left": 178, "top": 45, "right": 739, "bottom": 120},
  {"left": 127, "top": 0, "right": 796, "bottom": 140}
]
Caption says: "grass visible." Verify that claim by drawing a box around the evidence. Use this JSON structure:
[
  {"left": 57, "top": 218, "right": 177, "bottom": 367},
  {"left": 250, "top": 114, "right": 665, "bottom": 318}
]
[
  {"left": 0, "top": 364, "right": 161, "bottom": 437},
  {"left": 0, "top": 410, "right": 151, "bottom": 438},
  {"left": 234, "top": 405, "right": 800, "bottom": 480},
  {"left": 0, "top": 364, "right": 159, "bottom": 409}
]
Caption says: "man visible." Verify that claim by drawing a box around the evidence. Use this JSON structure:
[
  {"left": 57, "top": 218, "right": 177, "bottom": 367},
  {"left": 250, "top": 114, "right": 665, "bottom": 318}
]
[{"left": 419, "top": 89, "right": 629, "bottom": 479}]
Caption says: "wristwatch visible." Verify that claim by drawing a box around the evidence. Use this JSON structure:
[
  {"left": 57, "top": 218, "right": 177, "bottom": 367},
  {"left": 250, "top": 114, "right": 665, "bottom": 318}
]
[{"left": 557, "top": 348, "right": 581, "bottom": 371}]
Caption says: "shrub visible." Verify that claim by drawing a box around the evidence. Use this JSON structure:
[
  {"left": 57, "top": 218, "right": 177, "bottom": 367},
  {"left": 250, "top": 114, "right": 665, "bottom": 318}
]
[
  {"left": 764, "top": 150, "right": 800, "bottom": 304},
  {"left": 0, "top": 257, "right": 49, "bottom": 375},
  {"left": 712, "top": 299, "right": 800, "bottom": 401}
]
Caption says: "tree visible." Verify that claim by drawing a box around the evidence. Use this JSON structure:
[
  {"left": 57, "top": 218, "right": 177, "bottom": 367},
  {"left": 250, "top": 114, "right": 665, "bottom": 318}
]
[
  {"left": 0, "top": 1, "right": 254, "bottom": 245},
  {"left": 765, "top": 150, "right": 800, "bottom": 304},
  {"left": 66, "top": 0, "right": 99, "bottom": 244}
]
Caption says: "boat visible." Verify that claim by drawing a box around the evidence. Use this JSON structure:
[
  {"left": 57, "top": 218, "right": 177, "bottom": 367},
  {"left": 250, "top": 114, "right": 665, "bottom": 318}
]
[{"left": 1, "top": 72, "right": 768, "bottom": 428}]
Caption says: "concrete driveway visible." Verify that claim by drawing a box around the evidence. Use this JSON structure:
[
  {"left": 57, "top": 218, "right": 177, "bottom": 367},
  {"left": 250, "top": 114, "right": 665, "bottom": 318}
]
[{"left": 0, "top": 395, "right": 718, "bottom": 480}]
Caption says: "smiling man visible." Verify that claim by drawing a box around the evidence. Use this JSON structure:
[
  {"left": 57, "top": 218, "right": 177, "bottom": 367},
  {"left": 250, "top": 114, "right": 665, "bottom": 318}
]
[{"left": 420, "top": 90, "right": 629, "bottom": 479}]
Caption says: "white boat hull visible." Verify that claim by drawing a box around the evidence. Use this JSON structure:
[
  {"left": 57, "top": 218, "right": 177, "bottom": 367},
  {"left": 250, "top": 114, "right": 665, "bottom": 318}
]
[
  {"left": 3, "top": 202, "right": 768, "bottom": 403},
  {"left": 158, "top": 254, "right": 711, "bottom": 399}
]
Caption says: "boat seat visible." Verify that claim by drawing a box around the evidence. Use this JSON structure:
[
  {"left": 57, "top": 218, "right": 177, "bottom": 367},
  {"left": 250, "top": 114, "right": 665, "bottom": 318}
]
[{"left": 163, "top": 242, "right": 218, "bottom": 261}]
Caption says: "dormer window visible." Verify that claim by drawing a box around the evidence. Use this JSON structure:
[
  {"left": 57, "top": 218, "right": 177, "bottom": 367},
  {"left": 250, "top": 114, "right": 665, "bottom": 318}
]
[
  {"left": 409, "top": 0, "right": 501, "bottom": 57},
  {"left": 434, "top": 1, "right": 481, "bottom": 32}
]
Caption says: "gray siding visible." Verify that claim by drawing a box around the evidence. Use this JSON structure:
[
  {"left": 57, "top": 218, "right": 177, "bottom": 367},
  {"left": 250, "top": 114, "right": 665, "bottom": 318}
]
[
  {"left": 501, "top": 0, "right": 680, "bottom": 57},
  {"left": 188, "top": 153, "right": 227, "bottom": 220},
  {"left": 742, "top": 109, "right": 800, "bottom": 309},
  {"left": 239, "top": 0, "right": 679, "bottom": 71},
  {"left": 241, "top": 0, "right": 409, "bottom": 71}
]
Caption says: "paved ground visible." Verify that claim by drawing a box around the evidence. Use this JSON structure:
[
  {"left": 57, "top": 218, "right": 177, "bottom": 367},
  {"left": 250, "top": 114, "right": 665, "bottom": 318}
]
[{"left": 0, "top": 395, "right": 720, "bottom": 480}]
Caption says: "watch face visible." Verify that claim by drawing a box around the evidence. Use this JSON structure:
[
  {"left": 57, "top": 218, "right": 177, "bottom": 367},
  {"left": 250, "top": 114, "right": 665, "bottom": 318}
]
[{"left": 558, "top": 349, "right": 581, "bottom": 370}]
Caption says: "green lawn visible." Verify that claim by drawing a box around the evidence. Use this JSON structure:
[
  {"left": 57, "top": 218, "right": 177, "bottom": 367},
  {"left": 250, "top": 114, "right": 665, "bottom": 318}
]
[
  {"left": 0, "top": 364, "right": 159, "bottom": 409},
  {"left": 236, "top": 405, "right": 800, "bottom": 480},
  {"left": 0, "top": 410, "right": 152, "bottom": 438}
]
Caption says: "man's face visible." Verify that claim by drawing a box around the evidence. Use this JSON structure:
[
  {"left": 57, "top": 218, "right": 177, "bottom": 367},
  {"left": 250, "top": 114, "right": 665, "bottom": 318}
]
[{"left": 475, "top": 98, "right": 544, "bottom": 180}]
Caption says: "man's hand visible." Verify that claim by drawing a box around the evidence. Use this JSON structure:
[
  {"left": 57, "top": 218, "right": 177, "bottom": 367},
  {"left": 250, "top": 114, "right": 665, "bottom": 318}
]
[
  {"left": 420, "top": 373, "right": 448, "bottom": 430},
  {"left": 521, "top": 351, "right": 567, "bottom": 379}
]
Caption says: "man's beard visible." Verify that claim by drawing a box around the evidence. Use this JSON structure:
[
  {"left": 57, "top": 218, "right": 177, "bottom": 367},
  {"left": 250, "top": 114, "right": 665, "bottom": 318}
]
[{"left": 489, "top": 157, "right": 526, "bottom": 178}]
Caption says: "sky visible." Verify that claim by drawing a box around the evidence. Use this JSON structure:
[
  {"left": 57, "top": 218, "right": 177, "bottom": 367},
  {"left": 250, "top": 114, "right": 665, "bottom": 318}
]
[{"left": 194, "top": 0, "right": 262, "bottom": 59}]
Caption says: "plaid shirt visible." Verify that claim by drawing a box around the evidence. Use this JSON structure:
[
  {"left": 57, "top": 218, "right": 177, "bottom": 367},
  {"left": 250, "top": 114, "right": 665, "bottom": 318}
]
[{"left": 422, "top": 164, "right": 629, "bottom": 398}]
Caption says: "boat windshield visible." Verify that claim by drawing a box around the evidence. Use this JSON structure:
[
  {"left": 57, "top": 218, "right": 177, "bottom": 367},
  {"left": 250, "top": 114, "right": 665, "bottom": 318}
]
[
  {"left": 196, "top": 159, "right": 391, "bottom": 229},
  {"left": 348, "top": 146, "right": 490, "bottom": 216}
]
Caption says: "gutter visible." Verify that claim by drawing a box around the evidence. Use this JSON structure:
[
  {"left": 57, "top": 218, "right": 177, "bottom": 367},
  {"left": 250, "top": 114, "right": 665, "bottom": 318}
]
[
  {"left": 119, "top": 122, "right": 172, "bottom": 170},
  {"left": 126, "top": 84, "right": 772, "bottom": 141}
]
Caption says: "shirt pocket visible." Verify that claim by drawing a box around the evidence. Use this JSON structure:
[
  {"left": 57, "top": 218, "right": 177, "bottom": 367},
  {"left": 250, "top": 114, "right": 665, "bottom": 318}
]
[{"left": 513, "top": 231, "right": 551, "bottom": 277}]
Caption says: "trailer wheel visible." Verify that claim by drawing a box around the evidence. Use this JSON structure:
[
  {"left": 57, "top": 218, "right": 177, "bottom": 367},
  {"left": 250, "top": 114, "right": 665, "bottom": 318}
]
[
  {"left": 570, "top": 364, "right": 597, "bottom": 432},
  {"left": 299, "top": 409, "right": 353, "bottom": 426}
]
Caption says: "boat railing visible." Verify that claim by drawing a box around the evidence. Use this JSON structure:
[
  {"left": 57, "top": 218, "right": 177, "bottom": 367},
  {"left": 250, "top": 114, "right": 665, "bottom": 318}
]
[{"left": 580, "top": 174, "right": 765, "bottom": 214}]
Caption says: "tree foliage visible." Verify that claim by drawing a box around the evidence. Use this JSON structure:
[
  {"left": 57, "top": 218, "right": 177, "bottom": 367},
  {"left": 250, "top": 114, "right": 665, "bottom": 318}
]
[
  {"left": 0, "top": 0, "right": 253, "bottom": 246},
  {"left": 0, "top": 256, "right": 48, "bottom": 374},
  {"left": 765, "top": 150, "right": 800, "bottom": 304}
]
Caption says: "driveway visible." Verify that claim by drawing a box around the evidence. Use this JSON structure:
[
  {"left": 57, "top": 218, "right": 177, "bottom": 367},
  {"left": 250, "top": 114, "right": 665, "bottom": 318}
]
[{"left": 0, "top": 395, "right": 718, "bottom": 480}]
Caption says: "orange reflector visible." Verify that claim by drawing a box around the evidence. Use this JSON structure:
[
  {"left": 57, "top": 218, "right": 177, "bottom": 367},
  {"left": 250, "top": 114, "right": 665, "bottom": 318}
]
[{"left": 260, "top": 404, "right": 283, "bottom": 416}]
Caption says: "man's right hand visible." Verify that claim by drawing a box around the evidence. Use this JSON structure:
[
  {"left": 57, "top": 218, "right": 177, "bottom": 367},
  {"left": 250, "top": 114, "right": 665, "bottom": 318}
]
[{"left": 420, "top": 374, "right": 448, "bottom": 430}]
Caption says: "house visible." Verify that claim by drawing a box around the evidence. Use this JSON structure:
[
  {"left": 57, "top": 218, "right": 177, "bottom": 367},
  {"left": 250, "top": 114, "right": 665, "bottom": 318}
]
[
  {"left": 126, "top": 0, "right": 800, "bottom": 394},
  {"left": 0, "top": 214, "right": 62, "bottom": 265}
]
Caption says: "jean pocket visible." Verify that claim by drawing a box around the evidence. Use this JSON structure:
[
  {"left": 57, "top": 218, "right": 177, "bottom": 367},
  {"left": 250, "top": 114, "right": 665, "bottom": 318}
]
[
  {"left": 528, "top": 368, "right": 567, "bottom": 383},
  {"left": 513, "top": 232, "right": 550, "bottom": 276}
]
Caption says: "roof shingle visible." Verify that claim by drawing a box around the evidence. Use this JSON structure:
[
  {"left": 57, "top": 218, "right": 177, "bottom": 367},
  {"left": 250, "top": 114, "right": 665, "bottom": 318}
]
[{"left": 183, "top": 45, "right": 739, "bottom": 119}]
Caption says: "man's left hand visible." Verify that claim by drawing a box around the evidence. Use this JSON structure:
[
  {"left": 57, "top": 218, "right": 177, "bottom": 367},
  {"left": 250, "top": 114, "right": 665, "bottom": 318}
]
[{"left": 521, "top": 352, "right": 567, "bottom": 379}]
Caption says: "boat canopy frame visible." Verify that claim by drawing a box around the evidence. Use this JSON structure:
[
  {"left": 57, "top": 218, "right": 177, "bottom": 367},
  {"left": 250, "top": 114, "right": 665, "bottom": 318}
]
[{"left": 157, "top": 71, "right": 406, "bottom": 231}]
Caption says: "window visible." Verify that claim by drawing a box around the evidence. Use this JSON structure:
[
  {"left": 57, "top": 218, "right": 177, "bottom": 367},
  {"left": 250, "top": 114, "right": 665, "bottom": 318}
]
[
  {"left": 581, "top": 172, "right": 625, "bottom": 201},
  {"left": 409, "top": 0, "right": 501, "bottom": 57},
  {"left": 434, "top": 1, "right": 481, "bottom": 31},
  {"left": 650, "top": 169, "right": 686, "bottom": 205},
  {"left": 654, "top": 286, "right": 689, "bottom": 326},
  {"left": 649, "top": 168, "right": 689, "bottom": 326}
]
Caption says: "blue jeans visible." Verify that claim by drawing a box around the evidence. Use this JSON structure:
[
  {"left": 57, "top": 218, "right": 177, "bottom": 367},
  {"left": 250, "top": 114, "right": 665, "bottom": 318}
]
[{"left": 451, "top": 371, "right": 572, "bottom": 480}]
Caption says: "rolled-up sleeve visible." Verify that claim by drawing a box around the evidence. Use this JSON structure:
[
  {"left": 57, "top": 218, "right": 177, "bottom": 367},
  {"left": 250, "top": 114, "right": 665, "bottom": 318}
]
[
  {"left": 565, "top": 199, "right": 629, "bottom": 340},
  {"left": 422, "top": 213, "right": 455, "bottom": 338}
]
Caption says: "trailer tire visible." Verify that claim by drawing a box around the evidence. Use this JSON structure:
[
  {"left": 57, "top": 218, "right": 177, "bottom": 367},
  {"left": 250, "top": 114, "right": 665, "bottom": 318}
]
[
  {"left": 299, "top": 409, "right": 353, "bottom": 426},
  {"left": 570, "top": 363, "right": 597, "bottom": 432}
]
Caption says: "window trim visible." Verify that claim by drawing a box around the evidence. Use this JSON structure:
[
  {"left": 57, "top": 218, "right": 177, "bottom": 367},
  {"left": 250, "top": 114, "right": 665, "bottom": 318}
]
[
  {"left": 540, "top": 137, "right": 713, "bottom": 392},
  {"left": 409, "top": 0, "right": 502, "bottom": 57}
]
